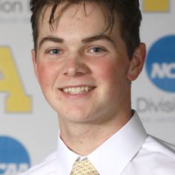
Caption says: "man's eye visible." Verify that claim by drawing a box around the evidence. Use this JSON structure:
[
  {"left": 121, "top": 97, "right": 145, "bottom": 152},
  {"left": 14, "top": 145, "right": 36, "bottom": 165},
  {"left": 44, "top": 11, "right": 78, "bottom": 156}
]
[
  {"left": 48, "top": 49, "right": 62, "bottom": 55},
  {"left": 89, "top": 47, "right": 106, "bottom": 53}
]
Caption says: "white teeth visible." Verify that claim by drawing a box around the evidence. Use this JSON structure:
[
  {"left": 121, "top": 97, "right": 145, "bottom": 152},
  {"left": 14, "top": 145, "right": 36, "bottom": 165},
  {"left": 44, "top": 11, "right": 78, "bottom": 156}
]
[{"left": 62, "top": 86, "right": 92, "bottom": 94}]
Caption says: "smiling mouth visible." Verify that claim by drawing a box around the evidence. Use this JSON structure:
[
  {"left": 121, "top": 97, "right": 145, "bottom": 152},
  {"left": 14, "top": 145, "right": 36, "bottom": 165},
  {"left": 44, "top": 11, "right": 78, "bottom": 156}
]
[{"left": 61, "top": 86, "right": 94, "bottom": 95}]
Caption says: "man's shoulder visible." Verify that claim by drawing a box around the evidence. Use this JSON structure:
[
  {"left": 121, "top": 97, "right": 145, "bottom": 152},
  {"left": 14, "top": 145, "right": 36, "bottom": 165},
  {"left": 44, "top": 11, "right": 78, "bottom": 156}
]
[
  {"left": 144, "top": 135, "right": 175, "bottom": 158},
  {"left": 142, "top": 135, "right": 175, "bottom": 171},
  {"left": 125, "top": 135, "right": 175, "bottom": 174},
  {"left": 19, "top": 151, "right": 58, "bottom": 175}
]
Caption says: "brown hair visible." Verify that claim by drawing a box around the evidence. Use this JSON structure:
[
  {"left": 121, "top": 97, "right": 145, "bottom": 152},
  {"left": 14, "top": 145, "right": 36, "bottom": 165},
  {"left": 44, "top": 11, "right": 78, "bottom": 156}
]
[{"left": 30, "top": 0, "right": 142, "bottom": 58}]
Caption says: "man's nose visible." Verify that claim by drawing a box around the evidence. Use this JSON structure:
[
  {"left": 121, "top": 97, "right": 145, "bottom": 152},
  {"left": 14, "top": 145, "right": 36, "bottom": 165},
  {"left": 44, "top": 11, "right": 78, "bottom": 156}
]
[{"left": 62, "top": 54, "right": 90, "bottom": 77}]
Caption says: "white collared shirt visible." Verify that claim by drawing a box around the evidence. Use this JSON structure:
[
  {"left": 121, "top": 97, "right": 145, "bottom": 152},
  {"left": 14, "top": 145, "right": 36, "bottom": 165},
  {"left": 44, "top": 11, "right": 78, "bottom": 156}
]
[{"left": 19, "top": 112, "right": 175, "bottom": 175}]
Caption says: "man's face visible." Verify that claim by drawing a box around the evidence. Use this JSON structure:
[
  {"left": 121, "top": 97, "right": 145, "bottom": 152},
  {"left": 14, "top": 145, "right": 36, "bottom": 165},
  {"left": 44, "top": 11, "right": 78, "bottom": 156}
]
[{"left": 33, "top": 2, "right": 145, "bottom": 125}]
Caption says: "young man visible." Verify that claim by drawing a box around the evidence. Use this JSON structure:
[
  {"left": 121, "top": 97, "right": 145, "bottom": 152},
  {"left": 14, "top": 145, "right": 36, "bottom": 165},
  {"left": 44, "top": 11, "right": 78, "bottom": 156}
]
[{"left": 21, "top": 0, "right": 175, "bottom": 174}]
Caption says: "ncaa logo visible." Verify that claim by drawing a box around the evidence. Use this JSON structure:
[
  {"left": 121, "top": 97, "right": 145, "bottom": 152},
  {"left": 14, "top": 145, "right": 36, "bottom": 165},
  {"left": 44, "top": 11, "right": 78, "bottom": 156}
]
[
  {"left": 146, "top": 35, "right": 175, "bottom": 93},
  {"left": 0, "top": 136, "right": 30, "bottom": 175}
]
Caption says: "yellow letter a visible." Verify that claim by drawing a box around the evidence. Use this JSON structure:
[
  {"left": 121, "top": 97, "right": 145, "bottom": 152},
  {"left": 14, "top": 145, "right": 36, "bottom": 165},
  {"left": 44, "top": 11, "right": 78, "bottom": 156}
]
[{"left": 0, "top": 47, "right": 31, "bottom": 112}]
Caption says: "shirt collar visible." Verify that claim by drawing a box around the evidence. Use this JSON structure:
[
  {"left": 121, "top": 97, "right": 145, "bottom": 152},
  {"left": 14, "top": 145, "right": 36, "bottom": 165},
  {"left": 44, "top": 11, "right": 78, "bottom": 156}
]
[
  {"left": 57, "top": 135, "right": 78, "bottom": 174},
  {"left": 57, "top": 112, "right": 147, "bottom": 175},
  {"left": 88, "top": 112, "right": 147, "bottom": 175}
]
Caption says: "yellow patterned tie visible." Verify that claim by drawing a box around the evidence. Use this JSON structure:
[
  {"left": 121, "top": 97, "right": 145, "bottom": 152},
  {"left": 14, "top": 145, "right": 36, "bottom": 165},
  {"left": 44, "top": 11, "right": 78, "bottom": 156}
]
[{"left": 70, "top": 159, "right": 99, "bottom": 175}]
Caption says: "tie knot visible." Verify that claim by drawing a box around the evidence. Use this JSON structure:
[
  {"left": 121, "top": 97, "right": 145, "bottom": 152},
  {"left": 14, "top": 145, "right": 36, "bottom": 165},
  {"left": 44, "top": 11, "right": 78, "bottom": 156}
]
[{"left": 70, "top": 159, "right": 99, "bottom": 175}]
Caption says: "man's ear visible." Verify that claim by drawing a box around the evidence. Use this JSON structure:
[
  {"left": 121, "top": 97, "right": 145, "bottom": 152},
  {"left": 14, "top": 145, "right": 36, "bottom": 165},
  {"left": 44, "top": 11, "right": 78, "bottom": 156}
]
[
  {"left": 31, "top": 49, "right": 40, "bottom": 82},
  {"left": 127, "top": 43, "right": 146, "bottom": 81}
]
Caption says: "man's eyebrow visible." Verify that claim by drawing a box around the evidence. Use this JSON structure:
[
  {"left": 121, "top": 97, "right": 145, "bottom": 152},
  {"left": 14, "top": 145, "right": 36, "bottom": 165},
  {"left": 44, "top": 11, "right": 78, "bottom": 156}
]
[
  {"left": 82, "top": 34, "right": 115, "bottom": 46},
  {"left": 39, "top": 36, "right": 64, "bottom": 49},
  {"left": 38, "top": 34, "right": 115, "bottom": 49}
]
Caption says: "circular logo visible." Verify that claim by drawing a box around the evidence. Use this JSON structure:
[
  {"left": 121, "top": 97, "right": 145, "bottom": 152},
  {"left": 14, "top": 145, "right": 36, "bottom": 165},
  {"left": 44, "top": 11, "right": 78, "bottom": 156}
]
[
  {"left": 146, "top": 35, "right": 175, "bottom": 93},
  {"left": 0, "top": 136, "right": 30, "bottom": 175}
]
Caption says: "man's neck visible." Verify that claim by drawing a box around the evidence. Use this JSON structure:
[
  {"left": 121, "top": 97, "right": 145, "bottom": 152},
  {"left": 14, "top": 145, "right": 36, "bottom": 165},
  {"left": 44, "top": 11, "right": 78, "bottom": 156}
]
[{"left": 59, "top": 111, "right": 132, "bottom": 156}]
